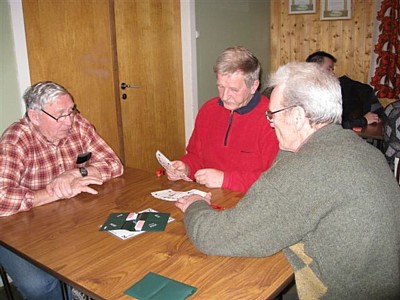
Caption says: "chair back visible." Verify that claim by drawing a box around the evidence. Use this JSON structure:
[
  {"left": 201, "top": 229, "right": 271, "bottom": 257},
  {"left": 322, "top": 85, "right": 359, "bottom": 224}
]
[{"left": 383, "top": 100, "right": 400, "bottom": 174}]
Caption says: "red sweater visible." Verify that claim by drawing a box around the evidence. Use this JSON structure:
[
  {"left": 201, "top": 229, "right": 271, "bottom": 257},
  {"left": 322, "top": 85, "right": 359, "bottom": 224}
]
[{"left": 182, "top": 92, "right": 279, "bottom": 193}]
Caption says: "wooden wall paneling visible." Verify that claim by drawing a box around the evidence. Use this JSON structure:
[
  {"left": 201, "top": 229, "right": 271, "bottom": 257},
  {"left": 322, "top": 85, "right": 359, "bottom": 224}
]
[
  {"left": 270, "top": 0, "right": 375, "bottom": 84},
  {"left": 352, "top": 0, "right": 365, "bottom": 80},
  {"left": 289, "top": 14, "right": 298, "bottom": 60},
  {"left": 294, "top": 15, "right": 306, "bottom": 61},
  {"left": 341, "top": 14, "right": 353, "bottom": 75},
  {"left": 361, "top": 0, "right": 374, "bottom": 81},
  {"left": 318, "top": 20, "right": 330, "bottom": 56},
  {"left": 309, "top": 15, "right": 321, "bottom": 59},
  {"left": 329, "top": 21, "right": 341, "bottom": 67}
]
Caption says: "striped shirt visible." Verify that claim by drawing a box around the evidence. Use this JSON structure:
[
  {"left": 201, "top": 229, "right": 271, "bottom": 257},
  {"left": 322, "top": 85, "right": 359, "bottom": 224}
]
[{"left": 0, "top": 114, "right": 123, "bottom": 216}]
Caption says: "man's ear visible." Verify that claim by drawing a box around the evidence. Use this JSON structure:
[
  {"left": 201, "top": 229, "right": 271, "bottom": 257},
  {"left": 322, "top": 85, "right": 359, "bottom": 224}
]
[
  {"left": 293, "top": 106, "right": 307, "bottom": 130},
  {"left": 250, "top": 80, "right": 260, "bottom": 94},
  {"left": 27, "top": 109, "right": 40, "bottom": 126}
]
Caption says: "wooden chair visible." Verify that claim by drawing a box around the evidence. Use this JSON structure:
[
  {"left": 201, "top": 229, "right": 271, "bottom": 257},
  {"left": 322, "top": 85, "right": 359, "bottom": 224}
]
[{"left": 0, "top": 264, "right": 14, "bottom": 300}]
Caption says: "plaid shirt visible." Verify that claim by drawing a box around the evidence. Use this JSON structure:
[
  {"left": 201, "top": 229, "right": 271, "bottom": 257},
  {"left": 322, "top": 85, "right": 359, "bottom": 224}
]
[{"left": 0, "top": 114, "right": 123, "bottom": 216}]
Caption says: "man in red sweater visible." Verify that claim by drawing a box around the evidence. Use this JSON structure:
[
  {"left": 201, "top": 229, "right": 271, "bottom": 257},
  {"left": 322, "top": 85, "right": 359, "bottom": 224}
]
[{"left": 166, "top": 46, "right": 279, "bottom": 193}]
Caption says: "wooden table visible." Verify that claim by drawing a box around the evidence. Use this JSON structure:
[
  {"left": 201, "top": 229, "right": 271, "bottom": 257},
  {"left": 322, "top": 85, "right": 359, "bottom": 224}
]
[{"left": 0, "top": 168, "right": 293, "bottom": 300}]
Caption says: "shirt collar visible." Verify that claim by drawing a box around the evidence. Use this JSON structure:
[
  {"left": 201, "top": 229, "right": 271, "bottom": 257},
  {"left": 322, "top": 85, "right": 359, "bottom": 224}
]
[{"left": 217, "top": 90, "right": 261, "bottom": 115}]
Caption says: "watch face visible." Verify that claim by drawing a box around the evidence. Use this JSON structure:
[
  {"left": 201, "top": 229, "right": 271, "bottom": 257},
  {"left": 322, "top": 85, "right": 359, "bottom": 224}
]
[{"left": 80, "top": 167, "right": 88, "bottom": 177}]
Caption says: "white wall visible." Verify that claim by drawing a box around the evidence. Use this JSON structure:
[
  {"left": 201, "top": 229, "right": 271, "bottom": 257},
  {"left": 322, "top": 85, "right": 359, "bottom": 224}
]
[
  {"left": 180, "top": 0, "right": 197, "bottom": 144},
  {"left": 1, "top": 0, "right": 30, "bottom": 134}
]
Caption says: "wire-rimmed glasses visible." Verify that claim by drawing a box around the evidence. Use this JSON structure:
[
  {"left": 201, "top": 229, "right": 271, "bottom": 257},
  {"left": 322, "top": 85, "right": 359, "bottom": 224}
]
[
  {"left": 41, "top": 106, "right": 77, "bottom": 122},
  {"left": 265, "top": 105, "right": 297, "bottom": 121}
]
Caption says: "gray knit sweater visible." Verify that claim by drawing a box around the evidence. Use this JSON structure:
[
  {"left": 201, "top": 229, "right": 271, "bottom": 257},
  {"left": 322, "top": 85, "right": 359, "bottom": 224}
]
[{"left": 184, "top": 124, "right": 400, "bottom": 299}]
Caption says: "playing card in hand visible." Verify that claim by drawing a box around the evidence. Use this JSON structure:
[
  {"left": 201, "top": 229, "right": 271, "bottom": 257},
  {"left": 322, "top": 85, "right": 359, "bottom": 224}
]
[
  {"left": 156, "top": 150, "right": 173, "bottom": 171},
  {"left": 156, "top": 150, "right": 192, "bottom": 181}
]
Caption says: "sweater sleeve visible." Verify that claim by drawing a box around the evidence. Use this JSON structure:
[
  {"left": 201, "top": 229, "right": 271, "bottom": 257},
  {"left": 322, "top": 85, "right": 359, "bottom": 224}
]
[
  {"left": 184, "top": 169, "right": 318, "bottom": 257},
  {"left": 342, "top": 117, "right": 368, "bottom": 129}
]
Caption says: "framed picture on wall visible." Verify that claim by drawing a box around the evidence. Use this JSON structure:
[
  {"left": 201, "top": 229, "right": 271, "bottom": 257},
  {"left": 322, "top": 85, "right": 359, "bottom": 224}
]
[
  {"left": 288, "top": 0, "right": 316, "bottom": 14},
  {"left": 321, "top": 0, "right": 351, "bottom": 20}
]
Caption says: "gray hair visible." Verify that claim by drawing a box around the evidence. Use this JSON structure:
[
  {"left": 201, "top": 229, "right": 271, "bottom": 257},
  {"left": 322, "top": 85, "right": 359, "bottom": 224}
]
[
  {"left": 267, "top": 62, "right": 342, "bottom": 125},
  {"left": 23, "top": 81, "right": 72, "bottom": 111},
  {"left": 213, "top": 46, "right": 261, "bottom": 88}
]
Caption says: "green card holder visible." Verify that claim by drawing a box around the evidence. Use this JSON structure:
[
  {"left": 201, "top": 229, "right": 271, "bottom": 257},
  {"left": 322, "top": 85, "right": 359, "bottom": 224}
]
[
  {"left": 124, "top": 272, "right": 197, "bottom": 300},
  {"left": 139, "top": 212, "right": 170, "bottom": 231},
  {"left": 99, "top": 212, "right": 170, "bottom": 232},
  {"left": 99, "top": 213, "right": 129, "bottom": 231}
]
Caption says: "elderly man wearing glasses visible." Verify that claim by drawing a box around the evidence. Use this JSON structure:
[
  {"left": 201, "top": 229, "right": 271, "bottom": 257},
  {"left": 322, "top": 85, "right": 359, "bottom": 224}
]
[
  {"left": 176, "top": 62, "right": 400, "bottom": 299},
  {"left": 0, "top": 81, "right": 123, "bottom": 299}
]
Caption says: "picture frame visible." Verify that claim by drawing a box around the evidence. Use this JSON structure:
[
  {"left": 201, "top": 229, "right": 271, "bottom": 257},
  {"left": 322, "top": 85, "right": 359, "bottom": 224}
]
[
  {"left": 288, "top": 0, "right": 316, "bottom": 15},
  {"left": 321, "top": 0, "right": 351, "bottom": 20}
]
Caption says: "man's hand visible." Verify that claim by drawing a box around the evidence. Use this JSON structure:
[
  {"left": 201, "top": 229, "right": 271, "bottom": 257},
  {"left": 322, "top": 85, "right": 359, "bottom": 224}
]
[
  {"left": 175, "top": 193, "right": 212, "bottom": 213},
  {"left": 166, "top": 160, "right": 190, "bottom": 181},
  {"left": 65, "top": 176, "right": 103, "bottom": 198},
  {"left": 364, "top": 112, "right": 381, "bottom": 124},
  {"left": 46, "top": 169, "right": 103, "bottom": 199},
  {"left": 194, "top": 169, "right": 224, "bottom": 188},
  {"left": 46, "top": 169, "right": 80, "bottom": 198},
  {"left": 34, "top": 174, "right": 103, "bottom": 208}
]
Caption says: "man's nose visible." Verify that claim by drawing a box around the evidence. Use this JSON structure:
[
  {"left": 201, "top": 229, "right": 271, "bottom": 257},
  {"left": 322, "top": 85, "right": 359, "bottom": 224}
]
[
  {"left": 64, "top": 115, "right": 73, "bottom": 126},
  {"left": 221, "top": 88, "right": 230, "bottom": 100}
]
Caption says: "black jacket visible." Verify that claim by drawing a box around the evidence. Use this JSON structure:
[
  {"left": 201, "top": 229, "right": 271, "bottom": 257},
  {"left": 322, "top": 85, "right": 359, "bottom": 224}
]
[{"left": 339, "top": 75, "right": 386, "bottom": 129}]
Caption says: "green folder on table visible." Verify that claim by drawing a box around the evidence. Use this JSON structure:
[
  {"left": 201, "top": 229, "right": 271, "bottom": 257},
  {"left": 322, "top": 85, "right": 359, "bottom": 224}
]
[
  {"left": 124, "top": 272, "right": 197, "bottom": 299},
  {"left": 99, "top": 212, "right": 170, "bottom": 232}
]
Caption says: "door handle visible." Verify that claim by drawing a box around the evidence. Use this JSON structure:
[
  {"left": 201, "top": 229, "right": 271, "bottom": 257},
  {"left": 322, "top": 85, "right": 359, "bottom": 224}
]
[{"left": 121, "top": 82, "right": 140, "bottom": 89}]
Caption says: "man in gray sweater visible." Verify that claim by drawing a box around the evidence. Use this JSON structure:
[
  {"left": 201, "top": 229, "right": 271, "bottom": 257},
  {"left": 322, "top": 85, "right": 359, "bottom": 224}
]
[{"left": 176, "top": 62, "right": 400, "bottom": 299}]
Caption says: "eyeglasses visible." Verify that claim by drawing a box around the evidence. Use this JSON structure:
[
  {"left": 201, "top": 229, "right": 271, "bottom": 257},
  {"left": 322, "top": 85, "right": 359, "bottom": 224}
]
[
  {"left": 41, "top": 106, "right": 77, "bottom": 122},
  {"left": 266, "top": 105, "right": 297, "bottom": 121}
]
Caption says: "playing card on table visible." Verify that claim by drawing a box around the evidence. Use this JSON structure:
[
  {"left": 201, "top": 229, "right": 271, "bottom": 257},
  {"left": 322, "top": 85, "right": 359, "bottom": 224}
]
[
  {"left": 151, "top": 189, "right": 207, "bottom": 201},
  {"left": 156, "top": 150, "right": 191, "bottom": 181}
]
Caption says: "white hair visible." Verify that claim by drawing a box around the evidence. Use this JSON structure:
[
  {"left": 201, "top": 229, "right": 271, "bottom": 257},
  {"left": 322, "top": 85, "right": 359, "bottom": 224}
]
[
  {"left": 268, "top": 62, "right": 342, "bottom": 125},
  {"left": 23, "top": 81, "right": 71, "bottom": 111}
]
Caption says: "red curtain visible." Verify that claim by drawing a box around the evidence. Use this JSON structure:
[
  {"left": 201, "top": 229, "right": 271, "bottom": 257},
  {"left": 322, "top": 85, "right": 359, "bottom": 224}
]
[{"left": 370, "top": 0, "right": 400, "bottom": 99}]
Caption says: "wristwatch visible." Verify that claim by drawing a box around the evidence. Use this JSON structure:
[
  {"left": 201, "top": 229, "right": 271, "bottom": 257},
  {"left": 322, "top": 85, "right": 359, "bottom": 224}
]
[{"left": 79, "top": 167, "right": 88, "bottom": 177}]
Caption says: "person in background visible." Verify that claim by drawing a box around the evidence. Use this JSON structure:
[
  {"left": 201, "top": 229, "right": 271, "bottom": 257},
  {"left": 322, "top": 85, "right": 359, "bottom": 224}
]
[
  {"left": 175, "top": 62, "right": 400, "bottom": 299},
  {"left": 306, "top": 50, "right": 386, "bottom": 129},
  {"left": 0, "top": 81, "right": 124, "bottom": 299},
  {"left": 166, "top": 46, "right": 279, "bottom": 193}
]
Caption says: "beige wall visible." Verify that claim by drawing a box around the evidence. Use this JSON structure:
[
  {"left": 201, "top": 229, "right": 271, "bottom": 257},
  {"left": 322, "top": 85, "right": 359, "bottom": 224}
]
[
  {"left": 0, "top": 1, "right": 23, "bottom": 133},
  {"left": 196, "top": 0, "right": 270, "bottom": 107},
  {"left": 271, "top": 0, "right": 375, "bottom": 83}
]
